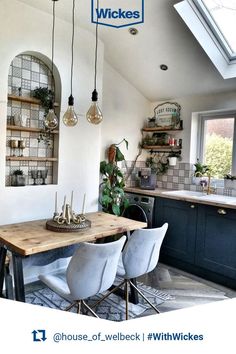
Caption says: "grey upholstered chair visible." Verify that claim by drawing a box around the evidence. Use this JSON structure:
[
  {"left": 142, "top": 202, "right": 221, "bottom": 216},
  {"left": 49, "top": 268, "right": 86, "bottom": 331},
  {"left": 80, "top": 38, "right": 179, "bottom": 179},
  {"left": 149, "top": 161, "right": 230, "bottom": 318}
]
[
  {"left": 39, "top": 236, "right": 126, "bottom": 317},
  {"left": 94, "top": 224, "right": 168, "bottom": 320}
]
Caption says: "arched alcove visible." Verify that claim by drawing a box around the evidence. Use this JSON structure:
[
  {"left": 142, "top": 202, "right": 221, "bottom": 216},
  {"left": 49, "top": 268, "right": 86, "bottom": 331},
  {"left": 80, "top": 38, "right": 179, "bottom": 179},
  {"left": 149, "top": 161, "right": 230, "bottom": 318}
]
[{"left": 6, "top": 52, "right": 61, "bottom": 187}]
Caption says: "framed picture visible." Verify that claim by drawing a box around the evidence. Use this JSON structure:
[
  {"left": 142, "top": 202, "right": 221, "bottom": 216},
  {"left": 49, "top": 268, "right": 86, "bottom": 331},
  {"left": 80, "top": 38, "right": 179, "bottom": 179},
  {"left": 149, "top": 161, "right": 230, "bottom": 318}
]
[{"left": 154, "top": 102, "right": 181, "bottom": 128}]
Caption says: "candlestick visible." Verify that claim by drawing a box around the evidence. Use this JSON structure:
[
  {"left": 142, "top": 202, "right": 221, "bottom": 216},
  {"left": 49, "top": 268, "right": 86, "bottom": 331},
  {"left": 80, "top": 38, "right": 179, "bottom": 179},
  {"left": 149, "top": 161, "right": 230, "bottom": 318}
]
[
  {"left": 71, "top": 190, "right": 74, "bottom": 210},
  {"left": 62, "top": 195, "right": 66, "bottom": 218},
  {"left": 55, "top": 191, "right": 58, "bottom": 214},
  {"left": 82, "top": 193, "right": 86, "bottom": 215}
]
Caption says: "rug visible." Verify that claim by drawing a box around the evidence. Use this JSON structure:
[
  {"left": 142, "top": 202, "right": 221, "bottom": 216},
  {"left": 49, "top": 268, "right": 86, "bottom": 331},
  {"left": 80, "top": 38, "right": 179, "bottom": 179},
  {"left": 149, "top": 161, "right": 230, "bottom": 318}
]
[{"left": 26, "top": 280, "right": 173, "bottom": 321}]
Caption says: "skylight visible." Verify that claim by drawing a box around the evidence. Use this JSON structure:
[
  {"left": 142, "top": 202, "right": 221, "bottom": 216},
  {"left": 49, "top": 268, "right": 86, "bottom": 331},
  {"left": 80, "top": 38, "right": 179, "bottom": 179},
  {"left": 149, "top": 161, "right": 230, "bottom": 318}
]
[
  {"left": 175, "top": 0, "right": 236, "bottom": 79},
  {"left": 194, "top": 0, "right": 236, "bottom": 59}
]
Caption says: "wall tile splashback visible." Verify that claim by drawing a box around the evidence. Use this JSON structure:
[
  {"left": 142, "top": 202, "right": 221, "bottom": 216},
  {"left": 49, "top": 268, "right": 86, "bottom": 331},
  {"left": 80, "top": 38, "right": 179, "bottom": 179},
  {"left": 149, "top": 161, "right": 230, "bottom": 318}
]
[
  {"left": 6, "top": 54, "right": 57, "bottom": 187},
  {"left": 123, "top": 161, "right": 236, "bottom": 197}
]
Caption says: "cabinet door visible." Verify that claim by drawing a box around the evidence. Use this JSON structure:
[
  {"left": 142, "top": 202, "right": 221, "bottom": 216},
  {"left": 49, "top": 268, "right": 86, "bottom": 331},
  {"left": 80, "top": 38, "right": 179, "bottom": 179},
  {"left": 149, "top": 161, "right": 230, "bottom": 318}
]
[
  {"left": 154, "top": 197, "right": 197, "bottom": 263},
  {"left": 196, "top": 205, "right": 236, "bottom": 279}
]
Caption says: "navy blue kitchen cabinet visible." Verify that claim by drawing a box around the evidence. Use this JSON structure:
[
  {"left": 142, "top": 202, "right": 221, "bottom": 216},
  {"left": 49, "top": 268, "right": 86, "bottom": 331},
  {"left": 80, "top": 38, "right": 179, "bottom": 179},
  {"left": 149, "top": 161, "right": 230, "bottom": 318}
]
[
  {"left": 154, "top": 197, "right": 197, "bottom": 264},
  {"left": 154, "top": 197, "right": 236, "bottom": 288},
  {"left": 196, "top": 204, "right": 236, "bottom": 280}
]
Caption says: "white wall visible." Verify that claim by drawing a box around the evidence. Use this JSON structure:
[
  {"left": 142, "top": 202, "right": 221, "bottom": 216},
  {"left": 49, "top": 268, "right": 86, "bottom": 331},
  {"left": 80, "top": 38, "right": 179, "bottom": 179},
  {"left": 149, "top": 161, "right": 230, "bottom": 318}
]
[
  {"left": 151, "top": 91, "right": 236, "bottom": 162},
  {"left": 0, "top": 0, "right": 104, "bottom": 226},
  {"left": 101, "top": 62, "right": 150, "bottom": 162}
]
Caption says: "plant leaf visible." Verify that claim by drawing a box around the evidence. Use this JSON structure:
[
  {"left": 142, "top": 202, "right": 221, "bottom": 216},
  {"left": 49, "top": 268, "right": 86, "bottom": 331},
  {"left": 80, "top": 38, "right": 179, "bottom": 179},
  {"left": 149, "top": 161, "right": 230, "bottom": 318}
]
[{"left": 112, "top": 204, "right": 120, "bottom": 216}]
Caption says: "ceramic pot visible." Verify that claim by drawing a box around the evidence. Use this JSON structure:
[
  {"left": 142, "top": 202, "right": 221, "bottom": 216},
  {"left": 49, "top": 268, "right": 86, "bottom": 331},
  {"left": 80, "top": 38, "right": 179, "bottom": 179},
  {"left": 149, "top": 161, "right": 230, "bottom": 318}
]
[{"left": 168, "top": 157, "right": 177, "bottom": 166}]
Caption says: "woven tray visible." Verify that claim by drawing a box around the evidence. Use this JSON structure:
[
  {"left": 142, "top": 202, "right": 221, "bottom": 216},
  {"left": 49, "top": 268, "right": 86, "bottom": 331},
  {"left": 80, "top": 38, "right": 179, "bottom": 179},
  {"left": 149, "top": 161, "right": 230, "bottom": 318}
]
[{"left": 46, "top": 219, "right": 91, "bottom": 233}]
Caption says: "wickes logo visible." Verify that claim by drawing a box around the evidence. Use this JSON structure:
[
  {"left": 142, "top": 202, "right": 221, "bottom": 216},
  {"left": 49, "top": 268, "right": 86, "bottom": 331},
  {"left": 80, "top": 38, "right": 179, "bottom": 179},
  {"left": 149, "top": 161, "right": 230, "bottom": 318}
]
[{"left": 91, "top": 0, "right": 144, "bottom": 28}]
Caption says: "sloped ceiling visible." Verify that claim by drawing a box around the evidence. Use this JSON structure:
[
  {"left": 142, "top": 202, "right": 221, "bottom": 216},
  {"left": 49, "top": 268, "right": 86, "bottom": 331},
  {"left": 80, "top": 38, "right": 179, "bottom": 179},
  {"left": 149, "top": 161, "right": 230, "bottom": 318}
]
[{"left": 16, "top": 0, "right": 236, "bottom": 101}]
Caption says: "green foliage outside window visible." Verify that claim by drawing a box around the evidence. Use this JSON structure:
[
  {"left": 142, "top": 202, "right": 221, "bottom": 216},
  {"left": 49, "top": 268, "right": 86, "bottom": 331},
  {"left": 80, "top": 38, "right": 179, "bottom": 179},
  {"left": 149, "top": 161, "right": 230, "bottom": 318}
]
[{"left": 205, "top": 133, "right": 232, "bottom": 179}]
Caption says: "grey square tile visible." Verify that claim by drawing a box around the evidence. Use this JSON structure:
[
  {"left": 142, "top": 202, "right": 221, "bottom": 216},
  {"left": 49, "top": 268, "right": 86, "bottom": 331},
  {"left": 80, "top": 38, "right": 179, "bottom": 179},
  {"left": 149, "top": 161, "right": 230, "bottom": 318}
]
[
  {"left": 12, "top": 67, "right": 22, "bottom": 78},
  {"left": 22, "top": 59, "right": 31, "bottom": 70},
  {"left": 31, "top": 71, "right": 40, "bottom": 82},
  {"left": 22, "top": 79, "right": 31, "bottom": 90},
  {"left": 22, "top": 69, "right": 31, "bottom": 80}
]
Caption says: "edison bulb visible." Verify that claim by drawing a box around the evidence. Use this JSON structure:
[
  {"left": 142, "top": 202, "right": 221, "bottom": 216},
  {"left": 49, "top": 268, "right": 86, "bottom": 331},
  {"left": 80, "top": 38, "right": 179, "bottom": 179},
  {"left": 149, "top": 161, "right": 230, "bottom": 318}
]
[
  {"left": 44, "top": 109, "right": 58, "bottom": 130},
  {"left": 63, "top": 95, "right": 78, "bottom": 126},
  {"left": 86, "top": 89, "right": 103, "bottom": 125},
  {"left": 86, "top": 102, "right": 103, "bottom": 125}
]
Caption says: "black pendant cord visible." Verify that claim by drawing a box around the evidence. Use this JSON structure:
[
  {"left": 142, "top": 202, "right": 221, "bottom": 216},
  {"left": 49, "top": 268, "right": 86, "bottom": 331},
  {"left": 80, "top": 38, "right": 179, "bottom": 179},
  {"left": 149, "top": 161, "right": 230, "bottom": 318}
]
[
  {"left": 94, "top": 0, "right": 99, "bottom": 92},
  {"left": 50, "top": 0, "right": 57, "bottom": 109},
  {"left": 70, "top": 0, "right": 75, "bottom": 98}
]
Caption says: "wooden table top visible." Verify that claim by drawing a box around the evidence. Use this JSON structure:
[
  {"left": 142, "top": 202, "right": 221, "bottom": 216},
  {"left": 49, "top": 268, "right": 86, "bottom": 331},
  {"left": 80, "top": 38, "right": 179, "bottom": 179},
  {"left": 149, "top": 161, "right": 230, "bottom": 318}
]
[{"left": 0, "top": 212, "right": 147, "bottom": 256}]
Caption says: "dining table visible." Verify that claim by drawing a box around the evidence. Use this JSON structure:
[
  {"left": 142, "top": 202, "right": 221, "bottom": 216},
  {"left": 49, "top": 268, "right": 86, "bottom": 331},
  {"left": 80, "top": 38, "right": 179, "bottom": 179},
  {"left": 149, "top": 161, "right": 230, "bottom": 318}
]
[{"left": 0, "top": 212, "right": 147, "bottom": 302}]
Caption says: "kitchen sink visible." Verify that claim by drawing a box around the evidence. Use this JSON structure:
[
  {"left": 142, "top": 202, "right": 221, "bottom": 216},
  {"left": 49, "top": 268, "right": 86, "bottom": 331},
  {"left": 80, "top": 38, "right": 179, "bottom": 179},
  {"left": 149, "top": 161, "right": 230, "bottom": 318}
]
[
  {"left": 162, "top": 190, "right": 205, "bottom": 198},
  {"left": 162, "top": 190, "right": 236, "bottom": 205}
]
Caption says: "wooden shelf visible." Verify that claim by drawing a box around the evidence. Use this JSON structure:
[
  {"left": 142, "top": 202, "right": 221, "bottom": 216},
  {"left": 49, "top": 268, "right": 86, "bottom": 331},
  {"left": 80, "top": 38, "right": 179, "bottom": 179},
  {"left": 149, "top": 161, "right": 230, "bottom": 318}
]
[
  {"left": 6, "top": 125, "right": 59, "bottom": 134},
  {"left": 142, "top": 145, "right": 181, "bottom": 152},
  {"left": 7, "top": 94, "right": 59, "bottom": 107},
  {"left": 6, "top": 156, "right": 58, "bottom": 162},
  {"left": 8, "top": 94, "right": 41, "bottom": 105},
  {"left": 142, "top": 127, "right": 183, "bottom": 132}
]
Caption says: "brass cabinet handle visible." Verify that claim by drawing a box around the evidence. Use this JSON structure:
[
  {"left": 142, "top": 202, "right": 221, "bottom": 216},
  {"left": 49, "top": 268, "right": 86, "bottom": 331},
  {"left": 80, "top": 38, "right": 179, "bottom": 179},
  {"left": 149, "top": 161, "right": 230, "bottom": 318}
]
[
  {"left": 218, "top": 208, "right": 227, "bottom": 215},
  {"left": 190, "top": 205, "right": 195, "bottom": 209}
]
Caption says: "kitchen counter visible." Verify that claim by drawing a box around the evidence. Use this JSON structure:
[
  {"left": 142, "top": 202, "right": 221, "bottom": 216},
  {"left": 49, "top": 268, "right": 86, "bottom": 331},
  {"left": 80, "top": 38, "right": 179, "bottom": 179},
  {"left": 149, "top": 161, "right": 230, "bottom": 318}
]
[{"left": 125, "top": 187, "right": 236, "bottom": 209}]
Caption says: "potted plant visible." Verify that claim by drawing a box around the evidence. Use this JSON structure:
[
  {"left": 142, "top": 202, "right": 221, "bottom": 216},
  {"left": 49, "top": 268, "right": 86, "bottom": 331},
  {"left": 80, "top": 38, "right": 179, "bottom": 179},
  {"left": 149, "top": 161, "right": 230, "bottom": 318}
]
[
  {"left": 11, "top": 169, "right": 26, "bottom": 186},
  {"left": 33, "top": 87, "right": 55, "bottom": 145},
  {"left": 33, "top": 87, "right": 55, "bottom": 114},
  {"left": 168, "top": 151, "right": 182, "bottom": 167},
  {"left": 224, "top": 174, "right": 236, "bottom": 189},
  {"left": 100, "top": 139, "right": 129, "bottom": 216},
  {"left": 192, "top": 159, "right": 210, "bottom": 185}
]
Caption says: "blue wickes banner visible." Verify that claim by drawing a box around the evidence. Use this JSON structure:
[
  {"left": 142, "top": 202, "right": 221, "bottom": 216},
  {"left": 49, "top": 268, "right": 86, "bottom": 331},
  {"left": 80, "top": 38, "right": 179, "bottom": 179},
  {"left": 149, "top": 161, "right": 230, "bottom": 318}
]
[{"left": 91, "top": 0, "right": 144, "bottom": 28}]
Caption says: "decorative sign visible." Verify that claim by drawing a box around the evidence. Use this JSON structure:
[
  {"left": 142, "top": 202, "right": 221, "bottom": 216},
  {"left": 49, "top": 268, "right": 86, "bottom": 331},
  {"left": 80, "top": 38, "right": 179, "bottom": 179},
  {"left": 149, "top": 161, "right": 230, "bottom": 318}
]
[{"left": 154, "top": 102, "right": 181, "bottom": 128}]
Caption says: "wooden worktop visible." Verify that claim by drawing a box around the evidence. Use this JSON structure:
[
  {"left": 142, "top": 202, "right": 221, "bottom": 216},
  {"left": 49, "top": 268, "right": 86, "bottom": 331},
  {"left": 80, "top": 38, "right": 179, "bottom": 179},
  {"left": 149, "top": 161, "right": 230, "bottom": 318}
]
[{"left": 0, "top": 212, "right": 147, "bottom": 256}]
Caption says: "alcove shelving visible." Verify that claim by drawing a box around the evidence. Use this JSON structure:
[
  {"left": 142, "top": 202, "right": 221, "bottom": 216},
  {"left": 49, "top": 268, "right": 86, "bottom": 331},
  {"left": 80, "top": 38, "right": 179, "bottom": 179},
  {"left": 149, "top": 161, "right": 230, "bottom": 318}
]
[{"left": 6, "top": 54, "right": 60, "bottom": 187}]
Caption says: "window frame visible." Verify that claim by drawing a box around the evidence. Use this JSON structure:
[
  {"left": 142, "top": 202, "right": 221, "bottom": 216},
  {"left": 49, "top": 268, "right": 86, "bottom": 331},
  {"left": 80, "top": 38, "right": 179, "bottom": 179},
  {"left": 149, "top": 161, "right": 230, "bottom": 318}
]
[
  {"left": 174, "top": 0, "right": 236, "bottom": 79},
  {"left": 193, "top": 0, "right": 236, "bottom": 61},
  {"left": 198, "top": 111, "right": 236, "bottom": 178}
]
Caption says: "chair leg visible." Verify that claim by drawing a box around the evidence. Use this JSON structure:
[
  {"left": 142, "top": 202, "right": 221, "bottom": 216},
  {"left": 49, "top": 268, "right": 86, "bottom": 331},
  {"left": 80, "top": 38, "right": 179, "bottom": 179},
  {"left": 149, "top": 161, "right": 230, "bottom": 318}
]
[
  {"left": 129, "top": 280, "right": 160, "bottom": 314},
  {"left": 82, "top": 300, "right": 99, "bottom": 318},
  {"left": 125, "top": 280, "right": 129, "bottom": 320},
  {"left": 90, "top": 279, "right": 126, "bottom": 309},
  {"left": 77, "top": 300, "right": 81, "bottom": 314},
  {"left": 64, "top": 301, "right": 77, "bottom": 312}
]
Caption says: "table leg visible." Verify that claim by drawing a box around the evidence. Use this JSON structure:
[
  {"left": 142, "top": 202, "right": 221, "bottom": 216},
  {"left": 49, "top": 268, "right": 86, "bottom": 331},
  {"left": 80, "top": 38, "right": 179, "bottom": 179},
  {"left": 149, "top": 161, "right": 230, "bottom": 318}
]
[
  {"left": 12, "top": 253, "right": 25, "bottom": 302},
  {"left": 0, "top": 246, "right": 7, "bottom": 297}
]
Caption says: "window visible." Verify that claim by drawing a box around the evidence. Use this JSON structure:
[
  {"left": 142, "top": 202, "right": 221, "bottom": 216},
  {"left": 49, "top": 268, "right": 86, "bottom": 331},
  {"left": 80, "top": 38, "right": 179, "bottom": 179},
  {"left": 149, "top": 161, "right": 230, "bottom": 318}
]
[
  {"left": 193, "top": 0, "right": 236, "bottom": 60},
  {"left": 175, "top": 0, "right": 236, "bottom": 78},
  {"left": 199, "top": 113, "right": 236, "bottom": 180}
]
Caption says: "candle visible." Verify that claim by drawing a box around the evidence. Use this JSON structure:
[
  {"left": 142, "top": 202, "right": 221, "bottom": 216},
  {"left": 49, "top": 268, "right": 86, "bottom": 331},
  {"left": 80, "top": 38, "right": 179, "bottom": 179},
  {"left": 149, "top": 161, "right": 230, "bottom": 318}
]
[
  {"left": 62, "top": 195, "right": 66, "bottom": 218},
  {"left": 70, "top": 190, "right": 74, "bottom": 210},
  {"left": 55, "top": 191, "right": 58, "bottom": 213},
  {"left": 82, "top": 193, "right": 86, "bottom": 215}
]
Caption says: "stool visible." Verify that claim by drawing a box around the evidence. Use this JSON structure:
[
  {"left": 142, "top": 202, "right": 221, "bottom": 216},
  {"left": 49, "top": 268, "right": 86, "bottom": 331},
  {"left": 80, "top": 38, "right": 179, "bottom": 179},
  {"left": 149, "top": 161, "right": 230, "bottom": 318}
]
[{"left": 4, "top": 256, "right": 14, "bottom": 300}]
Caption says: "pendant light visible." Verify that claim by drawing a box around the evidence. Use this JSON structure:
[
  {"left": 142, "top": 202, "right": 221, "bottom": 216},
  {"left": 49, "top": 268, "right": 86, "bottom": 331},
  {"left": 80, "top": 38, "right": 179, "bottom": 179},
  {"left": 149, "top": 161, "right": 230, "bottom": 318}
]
[
  {"left": 44, "top": 0, "right": 58, "bottom": 130},
  {"left": 86, "top": 0, "right": 103, "bottom": 125},
  {"left": 63, "top": 0, "right": 78, "bottom": 126}
]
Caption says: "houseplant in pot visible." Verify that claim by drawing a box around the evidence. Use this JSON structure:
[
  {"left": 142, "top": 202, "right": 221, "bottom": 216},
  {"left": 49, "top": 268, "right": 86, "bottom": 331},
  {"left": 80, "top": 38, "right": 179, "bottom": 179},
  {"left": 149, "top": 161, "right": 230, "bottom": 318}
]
[
  {"left": 224, "top": 174, "right": 236, "bottom": 189},
  {"left": 100, "top": 139, "right": 129, "bottom": 216},
  {"left": 192, "top": 159, "right": 210, "bottom": 185},
  {"left": 168, "top": 151, "right": 182, "bottom": 167},
  {"left": 11, "top": 169, "right": 26, "bottom": 186}
]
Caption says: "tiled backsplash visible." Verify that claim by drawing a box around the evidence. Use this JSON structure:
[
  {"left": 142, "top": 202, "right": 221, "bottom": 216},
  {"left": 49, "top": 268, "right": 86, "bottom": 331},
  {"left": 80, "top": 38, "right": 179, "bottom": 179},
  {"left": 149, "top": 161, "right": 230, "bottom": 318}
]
[
  {"left": 123, "top": 161, "right": 236, "bottom": 197},
  {"left": 6, "top": 54, "right": 57, "bottom": 187}
]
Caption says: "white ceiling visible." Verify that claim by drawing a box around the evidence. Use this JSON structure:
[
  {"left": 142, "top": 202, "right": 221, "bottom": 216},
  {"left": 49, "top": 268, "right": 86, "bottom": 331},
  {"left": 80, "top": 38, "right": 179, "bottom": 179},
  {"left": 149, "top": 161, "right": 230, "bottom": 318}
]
[{"left": 17, "top": 0, "right": 236, "bottom": 101}]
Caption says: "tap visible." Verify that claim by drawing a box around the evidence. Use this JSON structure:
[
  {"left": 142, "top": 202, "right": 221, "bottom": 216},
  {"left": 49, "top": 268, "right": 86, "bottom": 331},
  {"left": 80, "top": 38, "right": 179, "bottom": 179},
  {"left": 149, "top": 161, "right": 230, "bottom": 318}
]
[{"left": 200, "top": 173, "right": 215, "bottom": 195}]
